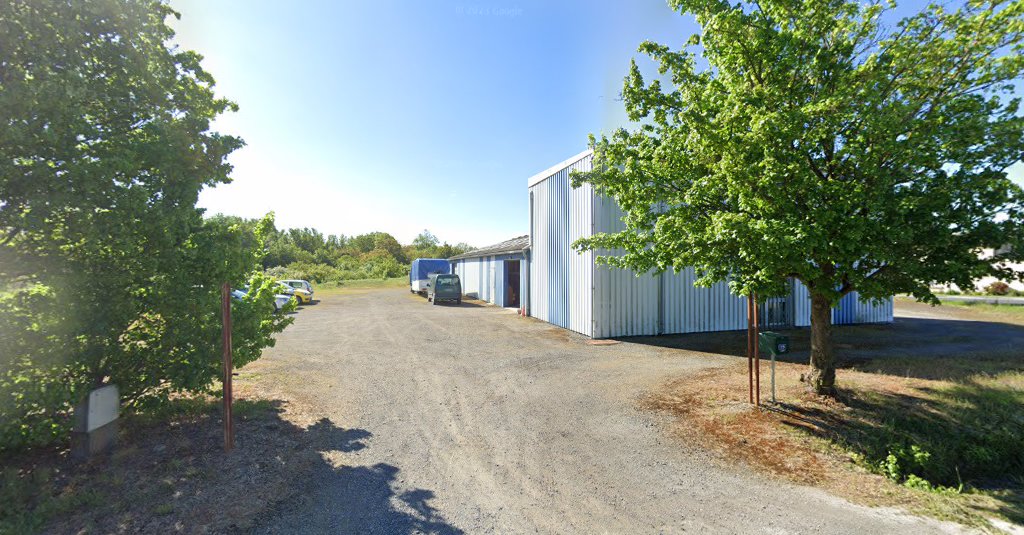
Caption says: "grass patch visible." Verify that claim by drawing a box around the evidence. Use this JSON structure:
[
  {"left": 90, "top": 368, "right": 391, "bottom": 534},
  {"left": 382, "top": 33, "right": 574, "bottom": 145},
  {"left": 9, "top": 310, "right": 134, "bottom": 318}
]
[
  {"left": 833, "top": 372, "right": 1023, "bottom": 491},
  {"left": 314, "top": 277, "right": 406, "bottom": 296},
  {"left": 0, "top": 467, "right": 105, "bottom": 534},
  {"left": 645, "top": 362, "right": 1024, "bottom": 528},
  {"left": 940, "top": 300, "right": 1024, "bottom": 318}
]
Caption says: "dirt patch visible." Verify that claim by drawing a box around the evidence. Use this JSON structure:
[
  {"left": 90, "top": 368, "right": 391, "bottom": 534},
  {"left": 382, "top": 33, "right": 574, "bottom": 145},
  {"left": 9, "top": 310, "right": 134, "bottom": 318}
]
[{"left": 2, "top": 383, "right": 363, "bottom": 534}]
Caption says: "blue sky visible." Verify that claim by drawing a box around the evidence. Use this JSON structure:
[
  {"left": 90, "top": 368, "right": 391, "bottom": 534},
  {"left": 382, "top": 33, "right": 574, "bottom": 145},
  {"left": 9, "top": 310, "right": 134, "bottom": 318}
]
[
  {"left": 170, "top": 0, "right": 694, "bottom": 246},
  {"left": 170, "top": 0, "right": 1023, "bottom": 247}
]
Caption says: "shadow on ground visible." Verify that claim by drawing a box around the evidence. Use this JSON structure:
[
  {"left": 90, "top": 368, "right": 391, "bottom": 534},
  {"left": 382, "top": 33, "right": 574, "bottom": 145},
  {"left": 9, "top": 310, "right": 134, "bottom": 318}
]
[
  {"left": 622, "top": 317, "right": 1024, "bottom": 380},
  {"left": 3, "top": 398, "right": 462, "bottom": 534},
  {"left": 256, "top": 416, "right": 465, "bottom": 534},
  {"left": 777, "top": 376, "right": 1024, "bottom": 524}
]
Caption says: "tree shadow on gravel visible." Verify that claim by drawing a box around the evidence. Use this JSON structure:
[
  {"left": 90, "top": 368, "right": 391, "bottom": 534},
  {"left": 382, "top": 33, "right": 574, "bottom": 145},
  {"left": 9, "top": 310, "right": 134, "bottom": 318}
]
[
  {"left": 4, "top": 398, "right": 462, "bottom": 534},
  {"left": 253, "top": 417, "right": 464, "bottom": 535}
]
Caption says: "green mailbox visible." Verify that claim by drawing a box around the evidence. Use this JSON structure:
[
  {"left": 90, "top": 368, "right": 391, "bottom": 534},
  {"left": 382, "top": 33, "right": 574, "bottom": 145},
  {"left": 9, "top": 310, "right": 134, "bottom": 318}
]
[
  {"left": 758, "top": 332, "right": 789, "bottom": 404},
  {"left": 758, "top": 331, "right": 789, "bottom": 357}
]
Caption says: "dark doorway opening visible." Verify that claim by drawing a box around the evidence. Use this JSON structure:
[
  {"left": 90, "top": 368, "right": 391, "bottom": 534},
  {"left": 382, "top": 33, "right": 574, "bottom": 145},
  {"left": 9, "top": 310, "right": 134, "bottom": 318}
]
[{"left": 505, "top": 260, "right": 521, "bottom": 309}]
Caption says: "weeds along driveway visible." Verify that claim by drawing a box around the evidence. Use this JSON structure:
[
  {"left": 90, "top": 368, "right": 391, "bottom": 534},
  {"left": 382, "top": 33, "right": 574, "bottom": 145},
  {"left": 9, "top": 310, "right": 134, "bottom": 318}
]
[{"left": 247, "top": 289, "right": 964, "bottom": 534}]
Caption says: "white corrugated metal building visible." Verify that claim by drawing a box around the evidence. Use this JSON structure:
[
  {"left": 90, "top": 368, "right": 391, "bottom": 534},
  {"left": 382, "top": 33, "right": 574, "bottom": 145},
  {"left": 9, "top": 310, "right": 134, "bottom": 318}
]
[
  {"left": 450, "top": 236, "right": 529, "bottom": 308},
  {"left": 527, "top": 150, "right": 893, "bottom": 338}
]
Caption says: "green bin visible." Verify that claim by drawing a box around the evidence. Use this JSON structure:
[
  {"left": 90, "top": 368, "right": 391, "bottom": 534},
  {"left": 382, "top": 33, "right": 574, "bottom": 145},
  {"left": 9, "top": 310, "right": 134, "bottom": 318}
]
[{"left": 758, "top": 332, "right": 789, "bottom": 357}]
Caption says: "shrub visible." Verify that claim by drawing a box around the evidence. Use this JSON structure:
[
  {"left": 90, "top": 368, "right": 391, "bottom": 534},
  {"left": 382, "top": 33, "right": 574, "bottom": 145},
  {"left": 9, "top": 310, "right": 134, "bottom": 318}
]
[
  {"left": 272, "top": 262, "right": 343, "bottom": 284},
  {"left": 984, "top": 281, "right": 1011, "bottom": 296}
]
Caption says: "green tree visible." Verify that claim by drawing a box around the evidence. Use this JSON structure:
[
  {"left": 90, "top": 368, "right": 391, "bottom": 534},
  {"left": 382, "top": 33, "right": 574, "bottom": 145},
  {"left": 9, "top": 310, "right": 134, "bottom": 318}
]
[
  {"left": 287, "top": 227, "right": 326, "bottom": 255},
  {"left": 412, "top": 229, "right": 440, "bottom": 250},
  {"left": 372, "top": 232, "right": 405, "bottom": 262},
  {"left": 0, "top": 0, "right": 290, "bottom": 448},
  {"left": 347, "top": 233, "right": 378, "bottom": 254},
  {"left": 574, "top": 0, "right": 1024, "bottom": 394}
]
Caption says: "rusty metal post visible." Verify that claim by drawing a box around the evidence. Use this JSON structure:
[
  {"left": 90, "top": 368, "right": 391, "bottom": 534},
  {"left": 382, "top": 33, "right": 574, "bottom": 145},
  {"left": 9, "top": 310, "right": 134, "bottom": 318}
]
[
  {"left": 753, "top": 293, "right": 760, "bottom": 407},
  {"left": 221, "top": 282, "right": 234, "bottom": 452},
  {"left": 747, "top": 294, "right": 754, "bottom": 404}
]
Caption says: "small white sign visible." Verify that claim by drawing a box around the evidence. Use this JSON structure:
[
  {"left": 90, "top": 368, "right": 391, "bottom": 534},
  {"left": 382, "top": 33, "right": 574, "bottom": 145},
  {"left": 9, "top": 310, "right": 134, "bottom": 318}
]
[{"left": 86, "top": 385, "right": 119, "bottom": 432}]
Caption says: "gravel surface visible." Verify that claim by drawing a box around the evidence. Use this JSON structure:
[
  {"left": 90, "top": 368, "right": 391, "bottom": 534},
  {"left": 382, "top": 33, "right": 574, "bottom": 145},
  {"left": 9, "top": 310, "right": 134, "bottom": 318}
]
[{"left": 247, "top": 289, "right": 967, "bottom": 534}]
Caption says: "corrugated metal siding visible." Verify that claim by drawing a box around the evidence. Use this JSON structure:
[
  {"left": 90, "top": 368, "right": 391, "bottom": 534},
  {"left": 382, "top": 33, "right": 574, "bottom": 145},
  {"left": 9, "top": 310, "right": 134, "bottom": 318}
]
[
  {"left": 453, "top": 253, "right": 526, "bottom": 307},
  {"left": 661, "top": 268, "right": 749, "bottom": 334},
  {"left": 793, "top": 281, "right": 812, "bottom": 327},
  {"left": 793, "top": 281, "right": 893, "bottom": 326},
  {"left": 527, "top": 153, "right": 593, "bottom": 336},
  {"left": 457, "top": 258, "right": 482, "bottom": 299},
  {"left": 835, "top": 291, "right": 894, "bottom": 324},
  {"left": 526, "top": 151, "right": 893, "bottom": 338},
  {"left": 592, "top": 193, "right": 658, "bottom": 338}
]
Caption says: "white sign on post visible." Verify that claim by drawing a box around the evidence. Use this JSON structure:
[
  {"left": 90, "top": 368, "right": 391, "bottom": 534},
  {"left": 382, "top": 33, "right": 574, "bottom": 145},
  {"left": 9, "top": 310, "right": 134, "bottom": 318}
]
[
  {"left": 72, "top": 384, "right": 120, "bottom": 460},
  {"left": 85, "top": 384, "right": 119, "bottom": 432}
]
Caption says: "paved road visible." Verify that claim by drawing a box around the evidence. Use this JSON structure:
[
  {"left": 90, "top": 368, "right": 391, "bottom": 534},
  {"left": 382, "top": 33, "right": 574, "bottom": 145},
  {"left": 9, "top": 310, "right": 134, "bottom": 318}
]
[
  {"left": 937, "top": 294, "right": 1024, "bottom": 306},
  {"left": 250, "top": 289, "right": 964, "bottom": 534}
]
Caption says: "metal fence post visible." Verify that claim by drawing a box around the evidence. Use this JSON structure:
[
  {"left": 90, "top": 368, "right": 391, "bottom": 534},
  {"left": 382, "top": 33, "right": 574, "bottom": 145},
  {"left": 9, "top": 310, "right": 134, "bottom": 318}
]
[{"left": 221, "top": 282, "right": 234, "bottom": 452}]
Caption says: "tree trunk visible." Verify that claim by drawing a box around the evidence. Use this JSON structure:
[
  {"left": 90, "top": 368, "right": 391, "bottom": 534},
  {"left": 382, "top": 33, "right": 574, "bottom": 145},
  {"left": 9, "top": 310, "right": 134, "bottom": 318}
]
[{"left": 807, "top": 292, "right": 836, "bottom": 395}]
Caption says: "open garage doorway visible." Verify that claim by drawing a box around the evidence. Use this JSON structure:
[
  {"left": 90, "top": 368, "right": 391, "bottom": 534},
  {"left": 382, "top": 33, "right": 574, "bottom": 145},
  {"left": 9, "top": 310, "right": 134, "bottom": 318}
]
[{"left": 505, "top": 260, "right": 521, "bottom": 309}]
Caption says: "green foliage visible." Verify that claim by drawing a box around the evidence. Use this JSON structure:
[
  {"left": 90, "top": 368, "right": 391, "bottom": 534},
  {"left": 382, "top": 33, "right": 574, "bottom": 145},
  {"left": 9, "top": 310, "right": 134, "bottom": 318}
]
[
  {"left": 0, "top": 1, "right": 289, "bottom": 450},
  {"left": 1, "top": 466, "right": 105, "bottom": 534},
  {"left": 266, "top": 262, "right": 344, "bottom": 284},
  {"left": 573, "top": 0, "right": 1024, "bottom": 392},
  {"left": 251, "top": 223, "right": 472, "bottom": 282},
  {"left": 844, "top": 373, "right": 1024, "bottom": 490}
]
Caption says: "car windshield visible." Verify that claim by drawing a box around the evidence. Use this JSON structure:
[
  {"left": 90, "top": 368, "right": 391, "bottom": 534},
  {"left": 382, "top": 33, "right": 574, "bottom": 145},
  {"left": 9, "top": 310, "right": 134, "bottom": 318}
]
[
  {"left": 436, "top": 276, "right": 459, "bottom": 288},
  {"left": 287, "top": 281, "right": 303, "bottom": 288}
]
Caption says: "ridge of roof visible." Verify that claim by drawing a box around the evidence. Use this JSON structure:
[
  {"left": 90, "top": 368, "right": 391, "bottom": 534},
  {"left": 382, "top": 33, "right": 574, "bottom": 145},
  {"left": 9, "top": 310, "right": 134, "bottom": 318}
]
[
  {"left": 526, "top": 149, "right": 594, "bottom": 188},
  {"left": 448, "top": 235, "right": 530, "bottom": 260}
]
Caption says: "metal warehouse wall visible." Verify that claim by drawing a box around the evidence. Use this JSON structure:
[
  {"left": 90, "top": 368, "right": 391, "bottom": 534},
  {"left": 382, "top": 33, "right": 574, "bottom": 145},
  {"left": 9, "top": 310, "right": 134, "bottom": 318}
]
[
  {"left": 527, "top": 151, "right": 893, "bottom": 338},
  {"left": 661, "top": 268, "right": 750, "bottom": 335},
  {"left": 592, "top": 193, "right": 658, "bottom": 338},
  {"left": 453, "top": 253, "right": 526, "bottom": 307},
  {"left": 528, "top": 152, "right": 594, "bottom": 336},
  {"left": 455, "top": 258, "right": 483, "bottom": 299},
  {"left": 592, "top": 195, "right": 750, "bottom": 337},
  {"left": 793, "top": 281, "right": 894, "bottom": 326}
]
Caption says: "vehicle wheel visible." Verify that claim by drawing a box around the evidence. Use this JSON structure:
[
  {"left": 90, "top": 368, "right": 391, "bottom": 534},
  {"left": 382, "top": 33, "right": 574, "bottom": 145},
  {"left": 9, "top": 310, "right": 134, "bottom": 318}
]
[
  {"left": 432, "top": 296, "right": 439, "bottom": 306},
  {"left": 457, "top": 299, "right": 461, "bottom": 305}
]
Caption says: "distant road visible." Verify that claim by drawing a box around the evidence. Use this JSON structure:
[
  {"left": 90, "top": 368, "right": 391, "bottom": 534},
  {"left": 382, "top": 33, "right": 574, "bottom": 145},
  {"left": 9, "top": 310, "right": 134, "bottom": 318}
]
[{"left": 938, "top": 295, "right": 1024, "bottom": 306}]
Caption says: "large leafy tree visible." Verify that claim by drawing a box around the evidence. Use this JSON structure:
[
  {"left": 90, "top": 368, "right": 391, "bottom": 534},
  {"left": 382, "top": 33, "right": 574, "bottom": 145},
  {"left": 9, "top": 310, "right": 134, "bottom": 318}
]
[
  {"left": 0, "top": 0, "right": 290, "bottom": 448},
  {"left": 574, "top": 0, "right": 1024, "bottom": 394}
]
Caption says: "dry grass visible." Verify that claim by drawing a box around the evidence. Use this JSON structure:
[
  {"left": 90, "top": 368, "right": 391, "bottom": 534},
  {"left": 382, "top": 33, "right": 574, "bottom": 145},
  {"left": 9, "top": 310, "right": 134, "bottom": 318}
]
[
  {"left": 937, "top": 301, "right": 1024, "bottom": 321},
  {"left": 313, "top": 277, "right": 407, "bottom": 297},
  {"left": 643, "top": 360, "right": 1023, "bottom": 529}
]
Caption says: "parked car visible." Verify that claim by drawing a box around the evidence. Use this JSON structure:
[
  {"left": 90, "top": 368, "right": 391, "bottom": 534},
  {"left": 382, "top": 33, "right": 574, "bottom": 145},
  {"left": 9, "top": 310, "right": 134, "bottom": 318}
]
[
  {"left": 276, "top": 281, "right": 312, "bottom": 305},
  {"left": 280, "top": 279, "right": 314, "bottom": 299},
  {"left": 427, "top": 273, "right": 462, "bottom": 305},
  {"left": 233, "top": 287, "right": 293, "bottom": 313}
]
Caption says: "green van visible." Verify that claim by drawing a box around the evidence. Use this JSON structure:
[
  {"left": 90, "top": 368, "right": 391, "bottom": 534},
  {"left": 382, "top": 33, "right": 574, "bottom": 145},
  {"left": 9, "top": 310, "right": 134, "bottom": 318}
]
[{"left": 427, "top": 274, "right": 462, "bottom": 305}]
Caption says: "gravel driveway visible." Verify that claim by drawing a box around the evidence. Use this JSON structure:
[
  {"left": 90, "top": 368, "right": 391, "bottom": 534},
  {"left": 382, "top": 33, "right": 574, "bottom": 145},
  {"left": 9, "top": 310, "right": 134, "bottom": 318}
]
[{"left": 248, "top": 288, "right": 965, "bottom": 534}]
